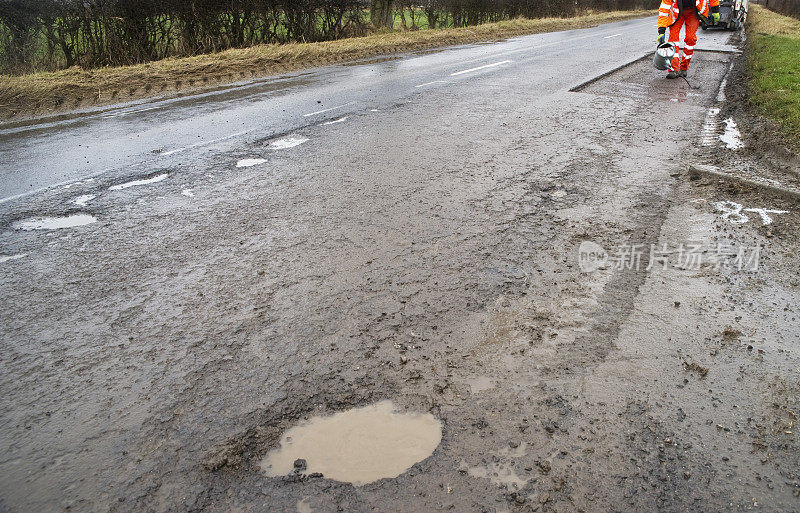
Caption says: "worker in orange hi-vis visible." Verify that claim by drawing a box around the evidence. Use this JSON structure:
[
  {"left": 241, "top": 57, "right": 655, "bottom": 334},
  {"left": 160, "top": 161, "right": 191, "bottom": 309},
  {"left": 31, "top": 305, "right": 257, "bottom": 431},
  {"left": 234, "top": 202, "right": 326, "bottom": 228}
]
[{"left": 657, "top": 0, "right": 720, "bottom": 78}]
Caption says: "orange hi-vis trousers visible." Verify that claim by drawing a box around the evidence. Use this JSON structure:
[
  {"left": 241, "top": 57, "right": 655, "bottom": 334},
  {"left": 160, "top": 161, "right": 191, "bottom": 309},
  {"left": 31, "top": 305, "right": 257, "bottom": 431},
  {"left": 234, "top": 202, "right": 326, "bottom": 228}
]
[{"left": 669, "top": 10, "right": 699, "bottom": 71}]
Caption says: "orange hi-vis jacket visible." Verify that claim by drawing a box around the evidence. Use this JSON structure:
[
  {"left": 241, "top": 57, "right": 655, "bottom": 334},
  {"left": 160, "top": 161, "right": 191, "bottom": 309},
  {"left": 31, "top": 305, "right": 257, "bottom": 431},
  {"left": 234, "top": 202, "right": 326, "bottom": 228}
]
[{"left": 658, "top": 0, "right": 720, "bottom": 27}]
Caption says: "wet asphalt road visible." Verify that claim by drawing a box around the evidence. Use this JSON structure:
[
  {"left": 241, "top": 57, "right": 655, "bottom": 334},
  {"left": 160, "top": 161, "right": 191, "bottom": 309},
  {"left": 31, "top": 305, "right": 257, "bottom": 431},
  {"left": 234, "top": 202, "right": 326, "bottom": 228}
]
[
  {"left": 3, "top": 16, "right": 800, "bottom": 513},
  {"left": 0, "top": 16, "right": 730, "bottom": 203}
]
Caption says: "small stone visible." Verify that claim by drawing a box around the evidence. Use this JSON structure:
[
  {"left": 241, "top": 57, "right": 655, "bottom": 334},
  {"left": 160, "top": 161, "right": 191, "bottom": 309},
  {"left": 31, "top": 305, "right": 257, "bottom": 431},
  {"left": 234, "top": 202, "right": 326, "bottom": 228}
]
[
  {"left": 293, "top": 458, "right": 307, "bottom": 470},
  {"left": 536, "top": 460, "right": 551, "bottom": 474}
]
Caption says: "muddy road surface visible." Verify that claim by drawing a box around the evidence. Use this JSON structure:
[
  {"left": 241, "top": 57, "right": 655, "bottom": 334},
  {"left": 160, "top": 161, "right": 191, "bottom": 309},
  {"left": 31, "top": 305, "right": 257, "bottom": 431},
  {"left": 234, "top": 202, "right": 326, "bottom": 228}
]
[{"left": 1, "top": 18, "right": 799, "bottom": 513}]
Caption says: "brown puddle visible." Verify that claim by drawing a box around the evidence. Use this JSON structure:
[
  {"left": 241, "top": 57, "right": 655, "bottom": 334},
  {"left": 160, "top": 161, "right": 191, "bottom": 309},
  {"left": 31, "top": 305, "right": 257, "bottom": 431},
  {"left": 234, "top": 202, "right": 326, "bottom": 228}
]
[{"left": 261, "top": 400, "right": 442, "bottom": 485}]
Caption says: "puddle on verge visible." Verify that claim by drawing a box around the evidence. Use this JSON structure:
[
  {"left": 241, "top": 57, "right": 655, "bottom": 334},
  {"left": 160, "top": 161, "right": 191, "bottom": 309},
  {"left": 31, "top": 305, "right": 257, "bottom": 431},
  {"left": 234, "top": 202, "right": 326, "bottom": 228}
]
[
  {"left": 261, "top": 400, "right": 441, "bottom": 485},
  {"left": 720, "top": 117, "right": 743, "bottom": 149},
  {"left": 13, "top": 214, "right": 97, "bottom": 230}
]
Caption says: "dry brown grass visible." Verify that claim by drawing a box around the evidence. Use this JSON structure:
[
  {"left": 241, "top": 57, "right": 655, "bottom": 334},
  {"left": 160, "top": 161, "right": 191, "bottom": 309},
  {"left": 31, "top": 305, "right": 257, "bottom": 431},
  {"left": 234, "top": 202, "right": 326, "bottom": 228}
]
[
  {"left": 0, "top": 10, "right": 652, "bottom": 121},
  {"left": 747, "top": 3, "right": 800, "bottom": 36}
]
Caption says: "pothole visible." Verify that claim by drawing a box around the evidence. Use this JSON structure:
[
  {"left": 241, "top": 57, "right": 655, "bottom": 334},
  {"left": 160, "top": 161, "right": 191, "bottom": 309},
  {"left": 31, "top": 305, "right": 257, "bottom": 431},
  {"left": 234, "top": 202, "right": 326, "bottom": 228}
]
[
  {"left": 321, "top": 117, "right": 347, "bottom": 126},
  {"left": 73, "top": 194, "right": 95, "bottom": 207},
  {"left": 466, "top": 375, "right": 496, "bottom": 394},
  {"left": 261, "top": 400, "right": 442, "bottom": 485},
  {"left": 271, "top": 137, "right": 308, "bottom": 150},
  {"left": 12, "top": 214, "right": 97, "bottom": 230},
  {"left": 109, "top": 173, "right": 168, "bottom": 190},
  {"left": 236, "top": 158, "right": 267, "bottom": 168}
]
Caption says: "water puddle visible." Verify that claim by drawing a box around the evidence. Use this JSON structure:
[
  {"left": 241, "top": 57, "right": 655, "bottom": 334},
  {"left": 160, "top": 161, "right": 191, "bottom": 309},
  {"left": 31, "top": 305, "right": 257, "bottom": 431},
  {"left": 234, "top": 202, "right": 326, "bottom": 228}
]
[
  {"left": 236, "top": 158, "right": 267, "bottom": 168},
  {"left": 109, "top": 173, "right": 168, "bottom": 190},
  {"left": 462, "top": 460, "right": 529, "bottom": 490},
  {"left": 296, "top": 498, "right": 313, "bottom": 513},
  {"left": 63, "top": 178, "right": 95, "bottom": 189},
  {"left": 720, "top": 118, "right": 743, "bottom": 149},
  {"left": 261, "top": 400, "right": 441, "bottom": 485},
  {"left": 13, "top": 214, "right": 96, "bottom": 230},
  {"left": 716, "top": 62, "right": 734, "bottom": 102},
  {"left": 466, "top": 375, "right": 495, "bottom": 394},
  {"left": 271, "top": 137, "right": 308, "bottom": 150},
  {"left": 73, "top": 194, "right": 95, "bottom": 207},
  {"left": 0, "top": 253, "right": 26, "bottom": 263}
]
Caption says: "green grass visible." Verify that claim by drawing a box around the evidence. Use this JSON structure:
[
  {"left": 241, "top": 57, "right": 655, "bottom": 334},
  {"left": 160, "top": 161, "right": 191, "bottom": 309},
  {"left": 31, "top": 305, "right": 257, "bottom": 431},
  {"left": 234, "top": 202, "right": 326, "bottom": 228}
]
[{"left": 746, "top": 5, "right": 800, "bottom": 142}]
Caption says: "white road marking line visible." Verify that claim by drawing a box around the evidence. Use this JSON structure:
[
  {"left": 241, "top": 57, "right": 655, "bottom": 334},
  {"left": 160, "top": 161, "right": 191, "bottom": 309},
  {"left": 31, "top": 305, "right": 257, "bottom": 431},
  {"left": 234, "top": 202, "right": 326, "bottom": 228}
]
[
  {"left": 303, "top": 102, "right": 353, "bottom": 117},
  {"left": 161, "top": 129, "right": 252, "bottom": 156},
  {"left": 415, "top": 80, "right": 448, "bottom": 88},
  {"left": 451, "top": 60, "right": 512, "bottom": 76},
  {"left": 604, "top": 33, "right": 622, "bottom": 39},
  {"left": 0, "top": 254, "right": 26, "bottom": 263}
]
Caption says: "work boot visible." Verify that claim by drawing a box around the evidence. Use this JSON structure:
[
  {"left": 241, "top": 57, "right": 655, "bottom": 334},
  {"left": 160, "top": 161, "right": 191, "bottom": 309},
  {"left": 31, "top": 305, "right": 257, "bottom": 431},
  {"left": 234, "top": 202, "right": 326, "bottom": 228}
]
[
  {"left": 679, "top": 69, "right": 688, "bottom": 77},
  {"left": 666, "top": 71, "right": 680, "bottom": 79}
]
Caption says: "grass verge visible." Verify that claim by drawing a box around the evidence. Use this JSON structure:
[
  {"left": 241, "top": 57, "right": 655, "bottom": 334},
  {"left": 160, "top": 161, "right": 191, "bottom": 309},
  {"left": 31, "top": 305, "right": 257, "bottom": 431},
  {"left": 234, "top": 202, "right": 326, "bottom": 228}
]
[
  {"left": 746, "top": 4, "right": 800, "bottom": 142},
  {"left": 0, "top": 10, "right": 651, "bottom": 121}
]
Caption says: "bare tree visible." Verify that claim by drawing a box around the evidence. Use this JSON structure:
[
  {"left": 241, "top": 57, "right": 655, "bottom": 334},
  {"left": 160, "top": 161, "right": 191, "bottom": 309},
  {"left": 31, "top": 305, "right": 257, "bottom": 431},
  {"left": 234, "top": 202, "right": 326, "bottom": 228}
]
[{"left": 370, "top": 0, "right": 393, "bottom": 28}]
